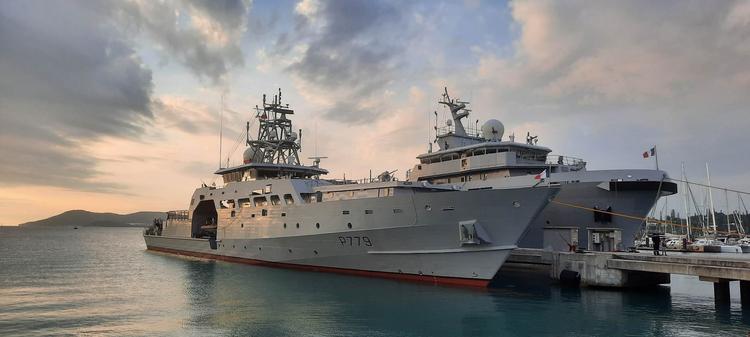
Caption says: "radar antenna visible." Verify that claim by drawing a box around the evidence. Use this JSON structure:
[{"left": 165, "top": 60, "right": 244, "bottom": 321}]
[
  {"left": 439, "top": 87, "right": 471, "bottom": 136},
  {"left": 308, "top": 156, "right": 328, "bottom": 168},
  {"left": 526, "top": 132, "right": 538, "bottom": 145},
  {"left": 247, "top": 89, "right": 302, "bottom": 166}
]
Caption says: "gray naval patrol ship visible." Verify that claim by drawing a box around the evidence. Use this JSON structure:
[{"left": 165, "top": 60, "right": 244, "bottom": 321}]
[
  {"left": 144, "top": 90, "right": 558, "bottom": 287},
  {"left": 406, "top": 89, "right": 677, "bottom": 251}
]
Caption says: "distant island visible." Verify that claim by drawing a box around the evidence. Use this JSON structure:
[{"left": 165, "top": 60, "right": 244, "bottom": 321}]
[{"left": 19, "top": 210, "right": 166, "bottom": 228}]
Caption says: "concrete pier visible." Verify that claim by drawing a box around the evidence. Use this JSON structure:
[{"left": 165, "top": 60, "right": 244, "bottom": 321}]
[{"left": 505, "top": 248, "right": 750, "bottom": 305}]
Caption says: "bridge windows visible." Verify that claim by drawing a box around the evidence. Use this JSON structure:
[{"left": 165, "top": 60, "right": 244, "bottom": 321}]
[
  {"left": 270, "top": 195, "right": 281, "bottom": 205},
  {"left": 283, "top": 194, "right": 295, "bottom": 205},
  {"left": 253, "top": 196, "right": 268, "bottom": 207},
  {"left": 220, "top": 199, "right": 235, "bottom": 209},
  {"left": 238, "top": 198, "right": 251, "bottom": 208}
]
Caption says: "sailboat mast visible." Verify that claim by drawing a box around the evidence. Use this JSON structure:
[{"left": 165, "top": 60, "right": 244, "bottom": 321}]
[
  {"left": 682, "top": 162, "right": 691, "bottom": 239},
  {"left": 706, "top": 162, "right": 718, "bottom": 237}
]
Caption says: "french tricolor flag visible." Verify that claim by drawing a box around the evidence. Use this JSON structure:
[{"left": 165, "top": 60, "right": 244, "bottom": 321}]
[
  {"left": 642, "top": 147, "right": 656, "bottom": 158},
  {"left": 534, "top": 170, "right": 547, "bottom": 180}
]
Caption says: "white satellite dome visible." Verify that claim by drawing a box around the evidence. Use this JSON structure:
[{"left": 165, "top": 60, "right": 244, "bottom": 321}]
[
  {"left": 242, "top": 145, "right": 264, "bottom": 164},
  {"left": 481, "top": 119, "right": 504, "bottom": 141}
]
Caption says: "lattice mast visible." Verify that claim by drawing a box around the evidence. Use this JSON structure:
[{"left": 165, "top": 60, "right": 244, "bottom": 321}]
[{"left": 247, "top": 89, "right": 302, "bottom": 166}]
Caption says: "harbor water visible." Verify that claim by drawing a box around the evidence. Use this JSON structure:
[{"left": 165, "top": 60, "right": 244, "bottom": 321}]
[{"left": 1, "top": 227, "right": 748, "bottom": 337}]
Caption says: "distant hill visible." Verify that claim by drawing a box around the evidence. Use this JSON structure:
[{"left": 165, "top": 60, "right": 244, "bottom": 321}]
[{"left": 19, "top": 210, "right": 166, "bottom": 228}]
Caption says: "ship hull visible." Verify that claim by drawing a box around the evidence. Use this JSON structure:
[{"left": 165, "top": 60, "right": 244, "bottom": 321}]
[
  {"left": 145, "top": 187, "right": 555, "bottom": 287},
  {"left": 518, "top": 175, "right": 677, "bottom": 250}
]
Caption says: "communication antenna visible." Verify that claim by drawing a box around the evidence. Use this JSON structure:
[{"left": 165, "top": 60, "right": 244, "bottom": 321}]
[
  {"left": 219, "top": 93, "right": 225, "bottom": 169},
  {"left": 433, "top": 110, "right": 438, "bottom": 141}
]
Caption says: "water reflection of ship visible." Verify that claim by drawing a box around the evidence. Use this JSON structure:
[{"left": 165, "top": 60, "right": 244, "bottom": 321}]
[{"left": 183, "top": 260, "right": 750, "bottom": 337}]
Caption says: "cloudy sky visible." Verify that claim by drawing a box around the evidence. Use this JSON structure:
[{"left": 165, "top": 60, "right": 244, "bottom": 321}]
[{"left": 1, "top": 0, "right": 750, "bottom": 225}]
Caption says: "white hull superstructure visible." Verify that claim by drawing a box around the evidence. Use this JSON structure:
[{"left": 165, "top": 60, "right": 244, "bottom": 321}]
[
  {"left": 144, "top": 90, "right": 557, "bottom": 287},
  {"left": 407, "top": 88, "right": 677, "bottom": 250}
]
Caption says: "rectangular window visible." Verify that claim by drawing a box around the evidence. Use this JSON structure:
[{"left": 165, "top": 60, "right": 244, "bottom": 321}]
[
  {"left": 264, "top": 184, "right": 272, "bottom": 194},
  {"left": 393, "top": 209, "right": 403, "bottom": 214},
  {"left": 284, "top": 194, "right": 295, "bottom": 205},
  {"left": 253, "top": 196, "right": 268, "bottom": 207},
  {"left": 252, "top": 189, "right": 263, "bottom": 195},
  {"left": 220, "top": 199, "right": 235, "bottom": 209},
  {"left": 238, "top": 198, "right": 251, "bottom": 208},
  {"left": 270, "top": 195, "right": 281, "bottom": 205},
  {"left": 261, "top": 209, "right": 268, "bottom": 216},
  {"left": 342, "top": 210, "right": 350, "bottom": 215},
  {"left": 365, "top": 210, "right": 374, "bottom": 214}
]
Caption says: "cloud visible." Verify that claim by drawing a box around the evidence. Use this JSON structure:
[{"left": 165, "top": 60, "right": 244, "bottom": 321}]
[
  {"left": 461, "top": 0, "right": 750, "bottom": 187},
  {"left": 272, "top": 0, "right": 412, "bottom": 124},
  {"left": 115, "top": 0, "right": 252, "bottom": 86},
  {"left": 0, "top": 0, "right": 153, "bottom": 191}
]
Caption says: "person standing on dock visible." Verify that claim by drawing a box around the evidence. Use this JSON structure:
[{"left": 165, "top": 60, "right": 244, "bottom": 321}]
[{"left": 651, "top": 234, "right": 661, "bottom": 256}]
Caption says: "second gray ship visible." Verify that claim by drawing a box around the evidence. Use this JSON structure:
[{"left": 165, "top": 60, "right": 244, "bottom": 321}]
[{"left": 407, "top": 88, "right": 677, "bottom": 251}]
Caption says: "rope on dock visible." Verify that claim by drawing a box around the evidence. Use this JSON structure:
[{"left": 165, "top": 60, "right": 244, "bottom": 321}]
[
  {"left": 549, "top": 199, "right": 736, "bottom": 235},
  {"left": 665, "top": 177, "right": 750, "bottom": 196}
]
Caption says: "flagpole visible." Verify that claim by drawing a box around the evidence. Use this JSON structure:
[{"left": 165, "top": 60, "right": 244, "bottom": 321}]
[{"left": 654, "top": 146, "right": 659, "bottom": 171}]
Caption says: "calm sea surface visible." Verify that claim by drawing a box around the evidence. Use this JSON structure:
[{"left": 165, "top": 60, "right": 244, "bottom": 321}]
[{"left": 1, "top": 227, "right": 749, "bottom": 337}]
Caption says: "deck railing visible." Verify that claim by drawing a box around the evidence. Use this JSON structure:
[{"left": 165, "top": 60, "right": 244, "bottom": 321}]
[
  {"left": 546, "top": 155, "right": 586, "bottom": 167},
  {"left": 167, "top": 210, "right": 189, "bottom": 220},
  {"left": 436, "top": 125, "right": 482, "bottom": 138}
]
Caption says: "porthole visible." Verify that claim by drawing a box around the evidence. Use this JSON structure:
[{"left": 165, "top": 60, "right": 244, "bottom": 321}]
[
  {"left": 232, "top": 245, "right": 235, "bottom": 248},
  {"left": 316, "top": 222, "right": 320, "bottom": 229},
  {"left": 244, "top": 246, "right": 247, "bottom": 249},
  {"left": 347, "top": 223, "right": 352, "bottom": 229},
  {"left": 314, "top": 250, "right": 318, "bottom": 255},
  {"left": 546, "top": 220, "right": 550, "bottom": 224},
  {"left": 288, "top": 249, "right": 293, "bottom": 253},
  {"left": 425, "top": 205, "right": 432, "bottom": 211},
  {"left": 241, "top": 223, "right": 244, "bottom": 228},
  {"left": 258, "top": 247, "right": 262, "bottom": 251},
  {"left": 296, "top": 223, "right": 300, "bottom": 228},
  {"left": 283, "top": 223, "right": 287, "bottom": 229}
]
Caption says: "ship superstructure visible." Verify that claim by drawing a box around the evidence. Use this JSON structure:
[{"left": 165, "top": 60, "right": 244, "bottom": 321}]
[
  {"left": 407, "top": 88, "right": 677, "bottom": 250},
  {"left": 144, "top": 90, "right": 557, "bottom": 287}
]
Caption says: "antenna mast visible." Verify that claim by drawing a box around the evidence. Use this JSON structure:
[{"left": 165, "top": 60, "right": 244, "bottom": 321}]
[{"left": 219, "top": 93, "right": 225, "bottom": 169}]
